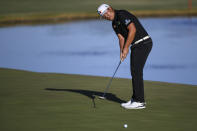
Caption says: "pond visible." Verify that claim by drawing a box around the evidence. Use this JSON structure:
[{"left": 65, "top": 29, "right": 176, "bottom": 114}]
[{"left": 0, "top": 17, "right": 197, "bottom": 85}]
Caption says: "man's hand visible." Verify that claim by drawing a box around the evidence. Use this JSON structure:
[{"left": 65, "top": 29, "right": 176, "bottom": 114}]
[
  {"left": 120, "top": 51, "right": 123, "bottom": 62},
  {"left": 121, "top": 47, "right": 129, "bottom": 61}
]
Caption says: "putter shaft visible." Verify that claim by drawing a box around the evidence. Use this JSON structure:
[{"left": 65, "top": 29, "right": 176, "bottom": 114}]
[{"left": 102, "top": 60, "right": 121, "bottom": 97}]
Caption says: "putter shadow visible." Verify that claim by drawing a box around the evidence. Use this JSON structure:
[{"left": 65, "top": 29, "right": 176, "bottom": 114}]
[{"left": 45, "top": 88, "right": 126, "bottom": 104}]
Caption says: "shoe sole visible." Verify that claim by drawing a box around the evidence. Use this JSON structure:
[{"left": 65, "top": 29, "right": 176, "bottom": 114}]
[
  {"left": 121, "top": 104, "right": 130, "bottom": 108},
  {"left": 123, "top": 106, "right": 146, "bottom": 109}
]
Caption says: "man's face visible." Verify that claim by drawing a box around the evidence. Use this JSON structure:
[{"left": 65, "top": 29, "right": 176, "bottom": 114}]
[{"left": 102, "top": 8, "right": 115, "bottom": 21}]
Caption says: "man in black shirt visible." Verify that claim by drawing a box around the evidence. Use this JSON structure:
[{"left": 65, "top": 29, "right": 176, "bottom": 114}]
[{"left": 97, "top": 4, "right": 152, "bottom": 109}]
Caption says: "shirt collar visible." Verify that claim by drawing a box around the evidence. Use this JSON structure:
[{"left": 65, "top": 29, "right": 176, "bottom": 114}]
[{"left": 113, "top": 10, "right": 118, "bottom": 22}]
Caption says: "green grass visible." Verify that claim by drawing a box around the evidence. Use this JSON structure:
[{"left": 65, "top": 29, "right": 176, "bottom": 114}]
[
  {"left": 0, "top": 0, "right": 197, "bottom": 16},
  {"left": 0, "top": 0, "right": 197, "bottom": 26},
  {"left": 0, "top": 68, "right": 197, "bottom": 131}
]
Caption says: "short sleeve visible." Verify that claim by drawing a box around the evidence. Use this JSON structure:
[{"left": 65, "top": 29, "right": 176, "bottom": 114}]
[{"left": 112, "top": 24, "right": 121, "bottom": 34}]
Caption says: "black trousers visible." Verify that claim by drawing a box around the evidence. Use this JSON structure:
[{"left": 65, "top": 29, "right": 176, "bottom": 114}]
[{"left": 130, "top": 38, "right": 153, "bottom": 103}]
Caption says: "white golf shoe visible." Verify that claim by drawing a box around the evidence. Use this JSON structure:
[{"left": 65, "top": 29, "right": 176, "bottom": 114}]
[
  {"left": 121, "top": 100, "right": 131, "bottom": 107},
  {"left": 121, "top": 99, "right": 134, "bottom": 107},
  {"left": 123, "top": 101, "right": 146, "bottom": 109}
]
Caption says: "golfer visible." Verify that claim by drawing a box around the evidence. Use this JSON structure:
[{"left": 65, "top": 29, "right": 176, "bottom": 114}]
[{"left": 97, "top": 4, "right": 152, "bottom": 109}]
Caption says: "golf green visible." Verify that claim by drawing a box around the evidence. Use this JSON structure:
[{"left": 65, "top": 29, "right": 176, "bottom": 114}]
[{"left": 0, "top": 68, "right": 197, "bottom": 131}]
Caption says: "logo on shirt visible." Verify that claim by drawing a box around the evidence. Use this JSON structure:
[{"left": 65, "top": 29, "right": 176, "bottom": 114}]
[{"left": 125, "top": 19, "right": 131, "bottom": 25}]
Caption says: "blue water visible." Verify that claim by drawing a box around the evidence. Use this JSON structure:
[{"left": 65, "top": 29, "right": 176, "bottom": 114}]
[{"left": 0, "top": 17, "right": 197, "bottom": 85}]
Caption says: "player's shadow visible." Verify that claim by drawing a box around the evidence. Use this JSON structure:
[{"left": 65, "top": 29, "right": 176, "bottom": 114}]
[{"left": 45, "top": 88, "right": 126, "bottom": 104}]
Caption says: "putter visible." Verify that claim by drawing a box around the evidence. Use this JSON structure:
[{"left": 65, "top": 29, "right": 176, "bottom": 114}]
[
  {"left": 92, "top": 94, "right": 96, "bottom": 108},
  {"left": 99, "top": 60, "right": 122, "bottom": 99}
]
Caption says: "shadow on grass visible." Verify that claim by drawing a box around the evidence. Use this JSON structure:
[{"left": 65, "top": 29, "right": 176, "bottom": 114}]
[{"left": 45, "top": 88, "right": 126, "bottom": 104}]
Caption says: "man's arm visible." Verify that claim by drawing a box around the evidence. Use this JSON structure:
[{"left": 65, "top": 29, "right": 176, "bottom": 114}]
[
  {"left": 122, "top": 23, "right": 136, "bottom": 61},
  {"left": 117, "top": 34, "right": 125, "bottom": 61}
]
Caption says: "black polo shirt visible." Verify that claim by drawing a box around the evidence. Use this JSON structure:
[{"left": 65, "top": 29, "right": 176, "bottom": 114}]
[{"left": 112, "top": 10, "right": 149, "bottom": 45}]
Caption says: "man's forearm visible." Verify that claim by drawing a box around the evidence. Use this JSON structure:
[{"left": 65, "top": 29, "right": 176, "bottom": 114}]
[
  {"left": 119, "top": 38, "right": 124, "bottom": 51},
  {"left": 117, "top": 34, "right": 125, "bottom": 51},
  {"left": 124, "top": 23, "right": 136, "bottom": 49},
  {"left": 124, "top": 30, "right": 135, "bottom": 49},
  {"left": 121, "top": 23, "right": 136, "bottom": 61}
]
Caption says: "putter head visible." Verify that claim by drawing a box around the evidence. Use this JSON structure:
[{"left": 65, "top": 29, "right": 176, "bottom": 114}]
[
  {"left": 92, "top": 94, "right": 95, "bottom": 99},
  {"left": 98, "top": 96, "right": 106, "bottom": 100}
]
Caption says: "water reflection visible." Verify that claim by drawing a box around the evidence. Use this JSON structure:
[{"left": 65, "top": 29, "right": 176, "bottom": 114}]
[
  {"left": 145, "top": 64, "right": 187, "bottom": 70},
  {"left": 0, "top": 17, "right": 197, "bottom": 85},
  {"left": 40, "top": 51, "right": 110, "bottom": 56}
]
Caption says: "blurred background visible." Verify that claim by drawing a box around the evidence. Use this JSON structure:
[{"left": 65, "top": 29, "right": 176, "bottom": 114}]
[
  {"left": 0, "top": 0, "right": 196, "bottom": 15},
  {"left": 0, "top": 0, "right": 197, "bottom": 85}
]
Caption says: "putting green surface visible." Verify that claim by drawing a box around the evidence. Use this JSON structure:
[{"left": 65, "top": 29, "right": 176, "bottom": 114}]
[{"left": 0, "top": 68, "right": 197, "bottom": 131}]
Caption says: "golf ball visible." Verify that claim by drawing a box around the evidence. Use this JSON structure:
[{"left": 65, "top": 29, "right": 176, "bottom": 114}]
[{"left": 124, "top": 124, "right": 128, "bottom": 128}]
